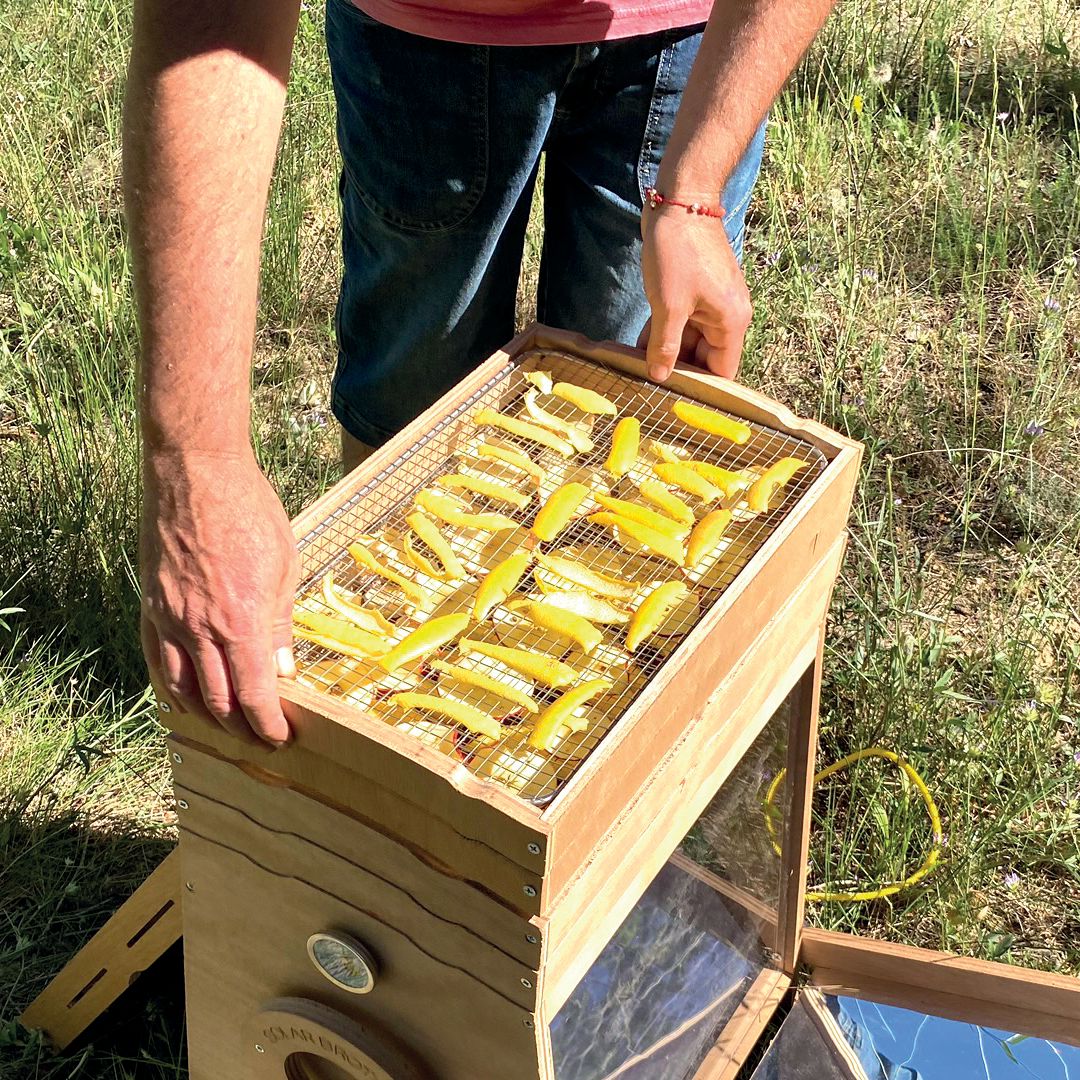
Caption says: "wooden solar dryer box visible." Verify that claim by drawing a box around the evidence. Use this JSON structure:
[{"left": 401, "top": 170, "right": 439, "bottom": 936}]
[{"left": 29, "top": 324, "right": 865, "bottom": 1078}]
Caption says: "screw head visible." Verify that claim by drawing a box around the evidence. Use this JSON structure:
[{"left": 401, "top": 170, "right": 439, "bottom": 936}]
[
  {"left": 527, "top": 842, "right": 541, "bottom": 855},
  {"left": 525, "top": 934, "right": 538, "bottom": 945},
  {"left": 523, "top": 1018, "right": 534, "bottom": 1029},
  {"left": 254, "top": 1044, "right": 265, "bottom": 1054},
  {"left": 176, "top": 799, "right": 189, "bottom": 810},
  {"left": 172, "top": 752, "right": 183, "bottom": 765},
  {"left": 185, "top": 881, "right": 194, "bottom": 892},
  {"left": 520, "top": 977, "right": 533, "bottom": 989},
  {"left": 523, "top": 884, "right": 537, "bottom": 898},
  {"left": 158, "top": 701, "right": 172, "bottom": 714}
]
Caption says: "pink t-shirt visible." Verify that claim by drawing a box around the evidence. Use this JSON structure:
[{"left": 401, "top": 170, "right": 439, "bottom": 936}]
[{"left": 350, "top": 0, "right": 711, "bottom": 46}]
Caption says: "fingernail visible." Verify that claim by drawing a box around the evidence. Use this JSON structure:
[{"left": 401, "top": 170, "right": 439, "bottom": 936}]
[
  {"left": 275, "top": 647, "right": 296, "bottom": 678},
  {"left": 648, "top": 364, "right": 667, "bottom": 382}
]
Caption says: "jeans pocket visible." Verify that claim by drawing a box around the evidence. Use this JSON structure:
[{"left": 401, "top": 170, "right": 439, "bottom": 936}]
[{"left": 326, "top": 0, "right": 490, "bottom": 232}]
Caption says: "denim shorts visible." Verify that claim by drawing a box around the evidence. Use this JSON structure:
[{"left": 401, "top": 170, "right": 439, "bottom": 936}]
[{"left": 326, "top": 0, "right": 766, "bottom": 445}]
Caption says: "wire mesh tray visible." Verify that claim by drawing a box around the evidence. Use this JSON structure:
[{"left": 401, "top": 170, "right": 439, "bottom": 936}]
[{"left": 292, "top": 348, "right": 827, "bottom": 805}]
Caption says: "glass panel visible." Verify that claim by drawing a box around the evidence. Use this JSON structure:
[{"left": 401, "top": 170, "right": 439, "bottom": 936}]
[
  {"left": 680, "top": 689, "right": 793, "bottom": 948},
  {"left": 551, "top": 693, "right": 799, "bottom": 1080},
  {"left": 751, "top": 991, "right": 1080, "bottom": 1080},
  {"left": 550, "top": 861, "right": 762, "bottom": 1080}
]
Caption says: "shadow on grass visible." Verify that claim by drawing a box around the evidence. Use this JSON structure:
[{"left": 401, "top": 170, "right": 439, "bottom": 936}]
[{"left": 1, "top": 809, "right": 185, "bottom": 1079}]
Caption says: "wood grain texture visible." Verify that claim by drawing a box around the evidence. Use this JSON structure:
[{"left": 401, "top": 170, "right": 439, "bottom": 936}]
[
  {"left": 799, "top": 988, "right": 874, "bottom": 1080},
  {"left": 165, "top": 718, "right": 547, "bottom": 917},
  {"left": 171, "top": 742, "right": 544, "bottom": 968},
  {"left": 803, "top": 928, "right": 1080, "bottom": 1038},
  {"left": 689, "top": 968, "right": 791, "bottom": 1080},
  {"left": 20, "top": 851, "right": 182, "bottom": 1049},
  {"left": 174, "top": 749, "right": 540, "bottom": 1006},
  {"left": 180, "top": 830, "right": 546, "bottom": 1080}
]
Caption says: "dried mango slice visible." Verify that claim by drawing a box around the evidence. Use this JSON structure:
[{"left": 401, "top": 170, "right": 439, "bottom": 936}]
[
  {"left": 528, "top": 679, "right": 613, "bottom": 752},
  {"left": 594, "top": 493, "right": 690, "bottom": 538},
  {"left": 293, "top": 610, "right": 390, "bottom": 658},
  {"left": 685, "top": 461, "right": 753, "bottom": 499},
  {"left": 436, "top": 472, "right": 531, "bottom": 510},
  {"left": 378, "top": 613, "right": 470, "bottom": 673},
  {"left": 472, "top": 441, "right": 546, "bottom": 485},
  {"left": 588, "top": 511, "right": 686, "bottom": 566},
  {"left": 523, "top": 370, "right": 554, "bottom": 394},
  {"left": 626, "top": 581, "right": 691, "bottom": 652},
  {"left": 685, "top": 509, "right": 734, "bottom": 570},
  {"left": 403, "top": 512, "right": 468, "bottom": 582},
  {"left": 523, "top": 390, "right": 594, "bottom": 454},
  {"left": 532, "top": 482, "right": 590, "bottom": 542},
  {"left": 507, "top": 600, "right": 604, "bottom": 655},
  {"left": 652, "top": 462, "right": 724, "bottom": 504},
  {"left": 347, "top": 541, "right": 436, "bottom": 612},
  {"left": 320, "top": 572, "right": 397, "bottom": 635},
  {"left": 533, "top": 552, "right": 639, "bottom": 600},
  {"left": 671, "top": 400, "right": 752, "bottom": 444},
  {"left": 458, "top": 637, "right": 580, "bottom": 688},
  {"left": 605, "top": 417, "right": 640, "bottom": 478},
  {"left": 414, "top": 489, "right": 520, "bottom": 532},
  {"left": 746, "top": 458, "right": 810, "bottom": 512},
  {"left": 388, "top": 691, "right": 501, "bottom": 742},
  {"left": 535, "top": 590, "right": 629, "bottom": 625},
  {"left": 551, "top": 381, "right": 618, "bottom": 416},
  {"left": 474, "top": 407, "right": 575, "bottom": 457},
  {"left": 649, "top": 440, "right": 686, "bottom": 463},
  {"left": 474, "top": 550, "right": 532, "bottom": 621},
  {"left": 637, "top": 481, "right": 696, "bottom": 527},
  {"left": 429, "top": 659, "right": 538, "bottom": 715}
]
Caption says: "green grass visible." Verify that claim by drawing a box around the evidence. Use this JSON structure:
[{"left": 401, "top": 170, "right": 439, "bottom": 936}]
[{"left": 2, "top": 0, "right": 1079, "bottom": 1074}]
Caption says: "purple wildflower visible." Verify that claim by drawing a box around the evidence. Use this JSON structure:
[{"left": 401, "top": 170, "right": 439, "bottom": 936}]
[
  {"left": 1072, "top": 749, "right": 1080, "bottom": 765},
  {"left": 1004, "top": 871, "right": 1020, "bottom": 890},
  {"left": 859, "top": 267, "right": 879, "bottom": 282},
  {"left": 1043, "top": 296, "right": 1061, "bottom": 312},
  {"left": 996, "top": 111, "right": 1011, "bottom": 123},
  {"left": 765, "top": 250, "right": 782, "bottom": 267},
  {"left": 1023, "top": 421, "right": 1046, "bottom": 438}
]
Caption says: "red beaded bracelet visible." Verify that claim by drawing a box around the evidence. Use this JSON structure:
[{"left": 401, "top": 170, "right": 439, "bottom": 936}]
[{"left": 644, "top": 187, "right": 726, "bottom": 219}]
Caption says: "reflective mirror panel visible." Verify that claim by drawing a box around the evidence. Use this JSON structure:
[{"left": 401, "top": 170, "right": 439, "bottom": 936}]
[{"left": 751, "top": 990, "right": 1080, "bottom": 1080}]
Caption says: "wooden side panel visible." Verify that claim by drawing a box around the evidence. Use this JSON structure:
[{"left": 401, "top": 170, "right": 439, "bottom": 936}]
[
  {"left": 171, "top": 745, "right": 544, "bottom": 969},
  {"left": 179, "top": 830, "right": 545, "bottom": 1080},
  {"left": 690, "top": 969, "right": 792, "bottom": 1080},
  {"left": 542, "top": 449, "right": 860, "bottom": 903},
  {"left": 802, "top": 929, "right": 1080, "bottom": 1035},
  {"left": 165, "top": 715, "right": 548, "bottom": 917},
  {"left": 19, "top": 852, "right": 182, "bottom": 1049},
  {"left": 542, "top": 537, "right": 846, "bottom": 1016}
]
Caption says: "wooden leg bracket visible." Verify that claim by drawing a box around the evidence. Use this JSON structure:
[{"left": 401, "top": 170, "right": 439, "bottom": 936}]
[{"left": 19, "top": 850, "right": 183, "bottom": 1050}]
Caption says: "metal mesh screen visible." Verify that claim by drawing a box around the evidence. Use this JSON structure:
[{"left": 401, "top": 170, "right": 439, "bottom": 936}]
[{"left": 293, "top": 348, "right": 828, "bottom": 805}]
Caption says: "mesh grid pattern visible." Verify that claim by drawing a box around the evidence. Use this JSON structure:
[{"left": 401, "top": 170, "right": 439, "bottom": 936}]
[{"left": 293, "top": 349, "right": 827, "bottom": 805}]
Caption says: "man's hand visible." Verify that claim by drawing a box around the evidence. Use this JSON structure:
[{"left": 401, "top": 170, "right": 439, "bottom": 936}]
[
  {"left": 638, "top": 207, "right": 752, "bottom": 383},
  {"left": 141, "top": 451, "right": 298, "bottom": 746}
]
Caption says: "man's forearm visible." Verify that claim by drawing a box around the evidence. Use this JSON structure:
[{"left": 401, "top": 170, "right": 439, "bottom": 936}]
[
  {"left": 124, "top": 0, "right": 300, "bottom": 456},
  {"left": 658, "top": 0, "right": 835, "bottom": 197}
]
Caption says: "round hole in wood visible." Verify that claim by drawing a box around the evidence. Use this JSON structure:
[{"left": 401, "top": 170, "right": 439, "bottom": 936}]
[{"left": 285, "top": 1052, "right": 359, "bottom": 1080}]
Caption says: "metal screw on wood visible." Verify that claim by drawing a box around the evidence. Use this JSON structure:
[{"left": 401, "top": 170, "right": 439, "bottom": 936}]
[
  {"left": 525, "top": 934, "right": 538, "bottom": 944},
  {"left": 172, "top": 753, "right": 183, "bottom": 765},
  {"left": 520, "top": 978, "right": 533, "bottom": 989},
  {"left": 527, "top": 842, "right": 541, "bottom": 855},
  {"left": 158, "top": 701, "right": 172, "bottom": 713},
  {"left": 185, "top": 882, "right": 194, "bottom": 892},
  {"left": 522, "top": 1018, "right": 534, "bottom": 1029},
  {"left": 523, "top": 885, "right": 536, "bottom": 897},
  {"left": 254, "top": 1044, "right": 265, "bottom": 1054},
  {"left": 176, "top": 800, "right": 189, "bottom": 810}
]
